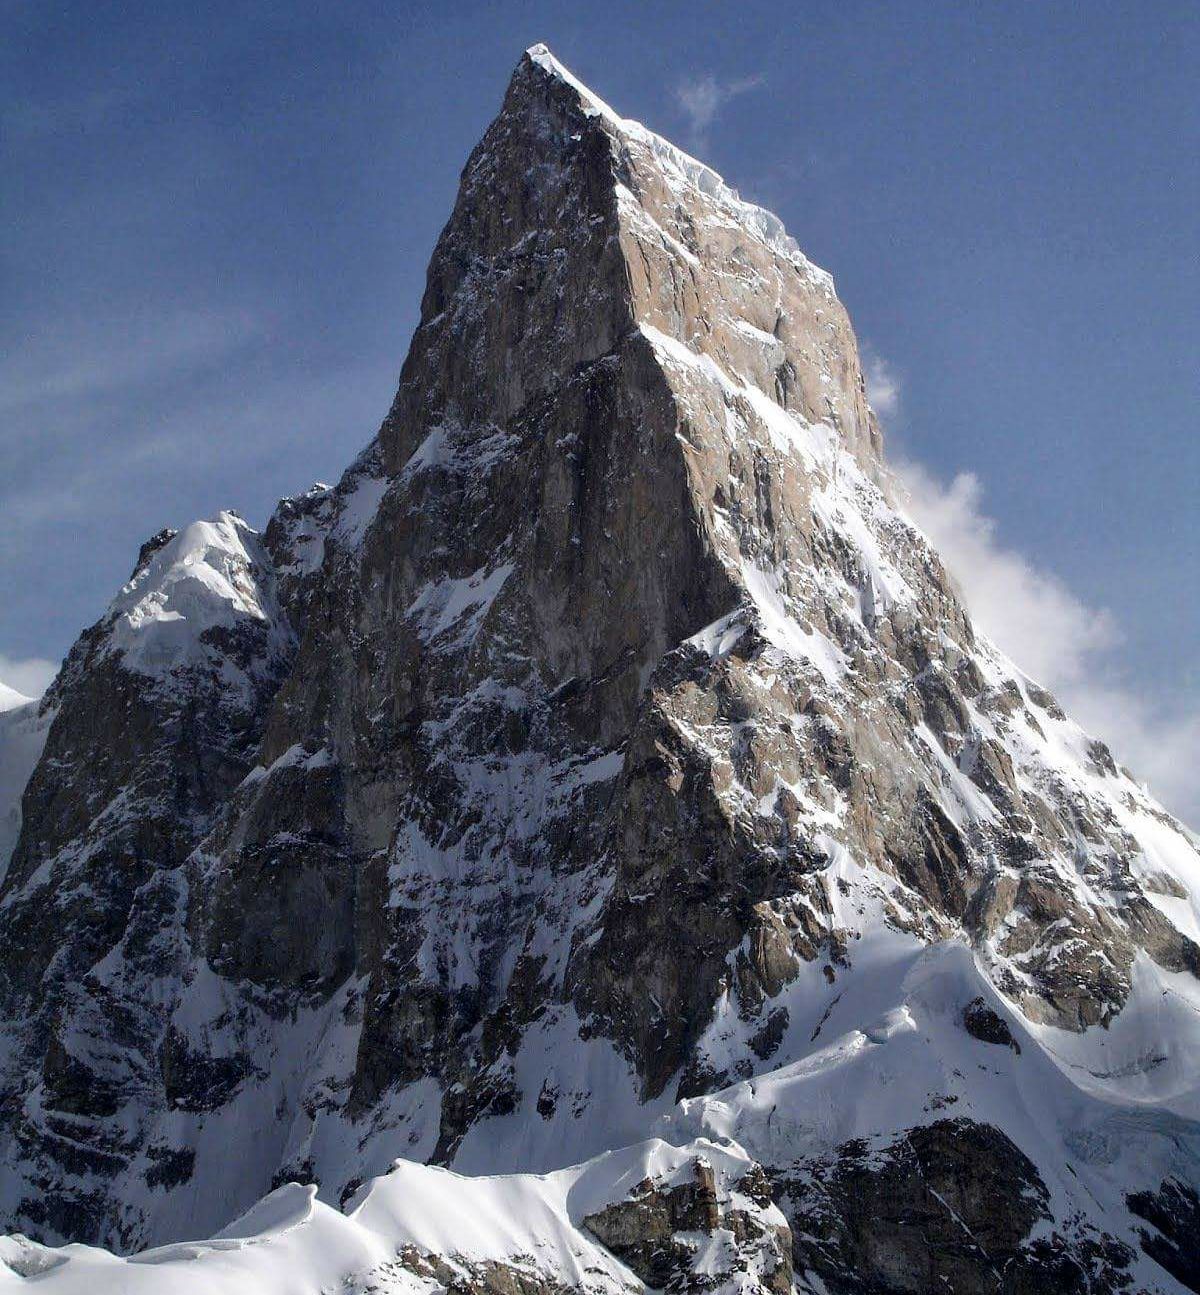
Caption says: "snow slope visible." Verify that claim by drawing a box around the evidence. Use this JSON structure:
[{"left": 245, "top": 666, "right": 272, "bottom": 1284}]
[
  {"left": 103, "top": 510, "right": 292, "bottom": 701},
  {"left": 0, "top": 1140, "right": 777, "bottom": 1295}
]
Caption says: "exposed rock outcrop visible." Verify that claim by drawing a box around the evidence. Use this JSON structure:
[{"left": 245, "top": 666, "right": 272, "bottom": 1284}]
[{"left": 779, "top": 1120, "right": 1134, "bottom": 1294}]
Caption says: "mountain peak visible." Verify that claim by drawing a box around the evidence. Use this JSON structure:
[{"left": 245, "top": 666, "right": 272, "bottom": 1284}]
[
  {"left": 1, "top": 41, "right": 1198, "bottom": 1295},
  {"left": 518, "top": 44, "right": 813, "bottom": 274},
  {"left": 381, "top": 42, "right": 878, "bottom": 477},
  {"left": 521, "top": 42, "right": 627, "bottom": 129}
]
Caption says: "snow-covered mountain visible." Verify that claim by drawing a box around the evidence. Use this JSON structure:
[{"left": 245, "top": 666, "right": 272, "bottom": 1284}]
[{"left": 3, "top": 44, "right": 1200, "bottom": 1295}]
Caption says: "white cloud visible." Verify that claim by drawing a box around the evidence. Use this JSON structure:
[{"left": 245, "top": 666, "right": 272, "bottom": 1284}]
[
  {"left": 674, "top": 73, "right": 764, "bottom": 144},
  {"left": 0, "top": 655, "right": 59, "bottom": 701},
  {"left": 896, "top": 458, "right": 1200, "bottom": 828},
  {"left": 896, "top": 464, "right": 1117, "bottom": 682},
  {"left": 863, "top": 350, "right": 901, "bottom": 418}
]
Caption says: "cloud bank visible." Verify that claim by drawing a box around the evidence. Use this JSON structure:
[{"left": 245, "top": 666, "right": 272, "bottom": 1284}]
[
  {"left": 897, "top": 459, "right": 1199, "bottom": 828},
  {"left": 0, "top": 655, "right": 59, "bottom": 701}
]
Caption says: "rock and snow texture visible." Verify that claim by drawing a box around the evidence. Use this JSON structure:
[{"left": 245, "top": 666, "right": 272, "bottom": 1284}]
[
  {"left": 102, "top": 511, "right": 291, "bottom": 695},
  {"left": 3, "top": 43, "right": 1200, "bottom": 1295},
  {"left": 0, "top": 1140, "right": 791, "bottom": 1295}
]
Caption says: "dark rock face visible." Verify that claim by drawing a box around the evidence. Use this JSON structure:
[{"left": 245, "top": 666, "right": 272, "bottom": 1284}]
[
  {"left": 1128, "top": 1179, "right": 1200, "bottom": 1292},
  {"left": 962, "top": 997, "right": 1021, "bottom": 1052},
  {"left": 0, "top": 43, "right": 1198, "bottom": 1295},
  {"left": 780, "top": 1120, "right": 1133, "bottom": 1294},
  {"left": 583, "top": 1157, "right": 791, "bottom": 1295},
  {"left": 0, "top": 513, "right": 292, "bottom": 1246},
  {"left": 584, "top": 1162, "right": 719, "bottom": 1286}
]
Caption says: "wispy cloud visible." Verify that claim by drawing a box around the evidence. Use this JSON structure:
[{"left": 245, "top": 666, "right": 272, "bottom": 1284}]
[
  {"left": 0, "top": 654, "right": 59, "bottom": 700},
  {"left": 0, "top": 307, "right": 264, "bottom": 414},
  {"left": 674, "top": 73, "right": 765, "bottom": 149},
  {"left": 863, "top": 347, "right": 901, "bottom": 419},
  {"left": 897, "top": 458, "right": 1200, "bottom": 827},
  {"left": 0, "top": 291, "right": 394, "bottom": 668}
]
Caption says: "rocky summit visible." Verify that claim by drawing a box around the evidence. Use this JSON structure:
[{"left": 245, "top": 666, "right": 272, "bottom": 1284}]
[{"left": 2, "top": 44, "right": 1200, "bottom": 1295}]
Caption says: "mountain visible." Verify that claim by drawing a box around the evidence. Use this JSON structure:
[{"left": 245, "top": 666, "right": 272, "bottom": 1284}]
[{"left": 3, "top": 44, "right": 1200, "bottom": 1295}]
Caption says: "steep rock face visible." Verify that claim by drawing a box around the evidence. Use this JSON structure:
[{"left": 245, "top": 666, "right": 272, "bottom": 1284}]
[
  {"left": 189, "top": 45, "right": 752, "bottom": 1192},
  {"left": 0, "top": 513, "right": 293, "bottom": 1243},
  {"left": 778, "top": 1119, "right": 1135, "bottom": 1294},
  {"left": 2, "top": 43, "right": 1200, "bottom": 1295}
]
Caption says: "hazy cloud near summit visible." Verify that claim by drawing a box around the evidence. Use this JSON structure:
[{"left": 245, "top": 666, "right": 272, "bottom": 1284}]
[
  {"left": 863, "top": 349, "right": 902, "bottom": 419},
  {"left": 0, "top": 655, "right": 59, "bottom": 700},
  {"left": 897, "top": 460, "right": 1200, "bottom": 827},
  {"left": 674, "top": 73, "right": 764, "bottom": 146}
]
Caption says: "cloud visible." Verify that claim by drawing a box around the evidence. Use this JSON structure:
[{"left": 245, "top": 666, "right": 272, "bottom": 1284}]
[
  {"left": 863, "top": 349, "right": 901, "bottom": 419},
  {"left": 0, "top": 654, "right": 59, "bottom": 700},
  {"left": 0, "top": 307, "right": 264, "bottom": 414},
  {"left": 896, "top": 464, "right": 1117, "bottom": 683},
  {"left": 896, "top": 459, "right": 1200, "bottom": 828},
  {"left": 674, "top": 73, "right": 764, "bottom": 145}
]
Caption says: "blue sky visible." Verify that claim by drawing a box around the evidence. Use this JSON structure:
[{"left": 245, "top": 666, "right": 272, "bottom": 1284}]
[{"left": 2, "top": 1, "right": 1196, "bottom": 815}]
